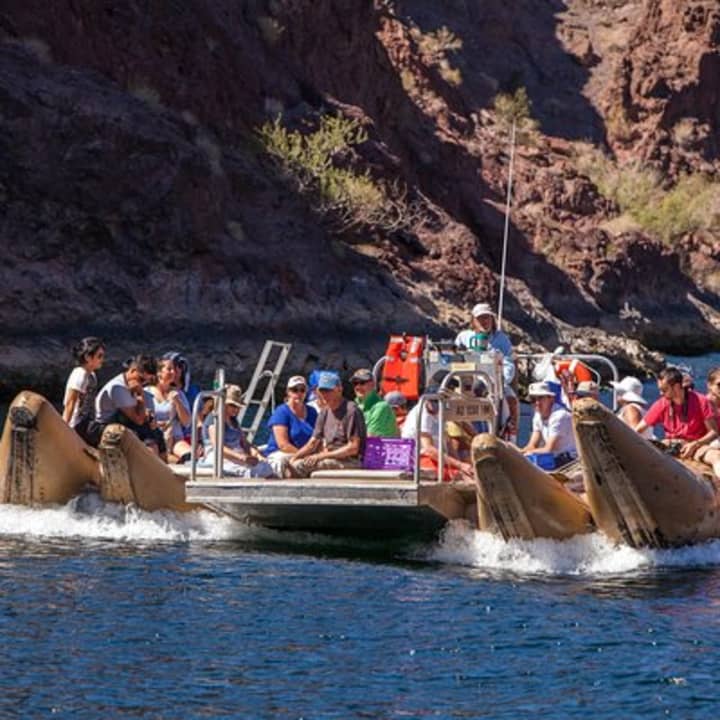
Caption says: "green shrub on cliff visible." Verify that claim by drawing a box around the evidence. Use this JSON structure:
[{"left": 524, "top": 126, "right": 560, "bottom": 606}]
[
  {"left": 257, "top": 114, "right": 414, "bottom": 230},
  {"left": 493, "top": 87, "right": 538, "bottom": 141},
  {"left": 575, "top": 145, "right": 720, "bottom": 242}
]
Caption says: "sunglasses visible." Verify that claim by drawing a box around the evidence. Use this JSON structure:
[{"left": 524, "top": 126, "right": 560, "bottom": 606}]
[
  {"left": 288, "top": 386, "right": 306, "bottom": 393},
  {"left": 352, "top": 379, "right": 372, "bottom": 386}
]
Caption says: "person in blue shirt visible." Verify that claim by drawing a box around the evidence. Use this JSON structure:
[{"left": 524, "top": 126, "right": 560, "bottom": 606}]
[
  {"left": 454, "top": 301, "right": 518, "bottom": 442},
  {"left": 263, "top": 375, "right": 318, "bottom": 477}
]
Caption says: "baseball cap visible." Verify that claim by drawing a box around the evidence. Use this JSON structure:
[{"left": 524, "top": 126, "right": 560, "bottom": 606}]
[
  {"left": 528, "top": 381, "right": 556, "bottom": 398},
  {"left": 350, "top": 368, "right": 374, "bottom": 384},
  {"left": 384, "top": 391, "right": 407, "bottom": 408},
  {"left": 317, "top": 371, "right": 341, "bottom": 390}
]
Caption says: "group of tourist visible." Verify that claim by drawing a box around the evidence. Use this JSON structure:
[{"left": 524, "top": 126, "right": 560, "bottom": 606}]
[
  {"left": 60, "top": 300, "right": 720, "bottom": 480},
  {"left": 63, "top": 340, "right": 200, "bottom": 463}
]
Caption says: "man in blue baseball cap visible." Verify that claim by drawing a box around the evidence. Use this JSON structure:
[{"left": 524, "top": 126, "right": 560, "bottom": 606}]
[{"left": 290, "top": 371, "right": 367, "bottom": 476}]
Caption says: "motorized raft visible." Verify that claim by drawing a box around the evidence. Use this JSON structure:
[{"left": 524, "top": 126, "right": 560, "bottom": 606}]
[{"left": 0, "top": 337, "right": 500, "bottom": 539}]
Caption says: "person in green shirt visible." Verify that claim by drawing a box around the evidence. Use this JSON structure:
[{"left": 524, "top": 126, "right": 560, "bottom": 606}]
[{"left": 350, "top": 368, "right": 399, "bottom": 438}]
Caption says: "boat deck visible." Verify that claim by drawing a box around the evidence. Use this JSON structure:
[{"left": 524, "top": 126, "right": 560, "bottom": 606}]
[{"left": 183, "top": 473, "right": 476, "bottom": 539}]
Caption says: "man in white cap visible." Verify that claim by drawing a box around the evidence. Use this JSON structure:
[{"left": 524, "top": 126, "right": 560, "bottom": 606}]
[
  {"left": 610, "top": 376, "right": 653, "bottom": 438},
  {"left": 455, "top": 301, "right": 517, "bottom": 440},
  {"left": 522, "top": 380, "right": 577, "bottom": 468}
]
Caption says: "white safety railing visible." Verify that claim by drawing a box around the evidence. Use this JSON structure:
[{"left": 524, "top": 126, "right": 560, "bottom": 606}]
[
  {"left": 189, "top": 368, "right": 226, "bottom": 484},
  {"left": 516, "top": 353, "right": 620, "bottom": 409}
]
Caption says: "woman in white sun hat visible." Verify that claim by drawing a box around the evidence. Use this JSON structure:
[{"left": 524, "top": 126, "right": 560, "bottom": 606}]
[{"left": 612, "top": 376, "right": 654, "bottom": 439}]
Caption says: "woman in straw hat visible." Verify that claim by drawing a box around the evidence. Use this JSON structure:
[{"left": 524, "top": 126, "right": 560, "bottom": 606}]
[{"left": 202, "top": 384, "right": 274, "bottom": 478}]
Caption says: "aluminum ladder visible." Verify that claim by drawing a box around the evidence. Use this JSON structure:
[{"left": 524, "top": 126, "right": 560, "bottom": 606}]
[{"left": 237, "top": 340, "right": 293, "bottom": 442}]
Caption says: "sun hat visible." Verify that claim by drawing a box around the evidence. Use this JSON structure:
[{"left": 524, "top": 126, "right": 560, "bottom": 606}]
[
  {"left": 528, "top": 380, "right": 556, "bottom": 398},
  {"left": 384, "top": 391, "right": 407, "bottom": 408},
  {"left": 317, "top": 371, "right": 341, "bottom": 390},
  {"left": 610, "top": 376, "right": 647, "bottom": 405},
  {"left": 286, "top": 375, "right": 307, "bottom": 390},
  {"left": 575, "top": 380, "right": 599, "bottom": 397},
  {"left": 472, "top": 302, "right": 496, "bottom": 318},
  {"left": 225, "top": 384, "right": 244, "bottom": 408},
  {"left": 350, "top": 368, "right": 374, "bottom": 384}
]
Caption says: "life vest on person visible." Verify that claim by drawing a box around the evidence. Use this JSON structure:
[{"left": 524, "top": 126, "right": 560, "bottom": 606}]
[
  {"left": 381, "top": 335, "right": 424, "bottom": 401},
  {"left": 554, "top": 359, "right": 594, "bottom": 385}
]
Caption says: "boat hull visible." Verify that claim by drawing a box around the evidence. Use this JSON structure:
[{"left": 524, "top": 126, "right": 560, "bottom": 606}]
[
  {"left": 573, "top": 398, "right": 720, "bottom": 548},
  {"left": 0, "top": 391, "right": 196, "bottom": 512},
  {"left": 0, "top": 391, "right": 100, "bottom": 504},
  {"left": 471, "top": 433, "right": 593, "bottom": 541}
]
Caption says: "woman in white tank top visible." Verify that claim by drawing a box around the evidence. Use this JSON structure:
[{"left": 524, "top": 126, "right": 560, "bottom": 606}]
[{"left": 611, "top": 376, "right": 654, "bottom": 439}]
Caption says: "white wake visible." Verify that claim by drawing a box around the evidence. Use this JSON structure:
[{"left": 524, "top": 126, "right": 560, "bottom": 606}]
[{"left": 427, "top": 520, "right": 720, "bottom": 575}]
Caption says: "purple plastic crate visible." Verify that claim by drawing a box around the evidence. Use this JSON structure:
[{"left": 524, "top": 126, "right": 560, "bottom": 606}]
[{"left": 363, "top": 437, "right": 415, "bottom": 471}]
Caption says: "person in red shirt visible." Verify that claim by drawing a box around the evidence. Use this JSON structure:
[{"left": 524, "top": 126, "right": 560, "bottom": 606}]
[
  {"left": 635, "top": 366, "right": 718, "bottom": 460},
  {"left": 694, "top": 367, "right": 720, "bottom": 477}
]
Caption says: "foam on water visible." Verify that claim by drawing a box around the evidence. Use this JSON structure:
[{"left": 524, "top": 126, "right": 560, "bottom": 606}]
[
  {"left": 427, "top": 520, "right": 720, "bottom": 576},
  {"left": 5, "top": 495, "right": 720, "bottom": 575},
  {"left": 0, "top": 492, "right": 243, "bottom": 544}
]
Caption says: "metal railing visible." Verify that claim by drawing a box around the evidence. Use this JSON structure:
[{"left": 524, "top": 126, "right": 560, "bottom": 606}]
[
  {"left": 515, "top": 353, "right": 620, "bottom": 410},
  {"left": 189, "top": 368, "right": 226, "bottom": 484},
  {"left": 412, "top": 368, "right": 503, "bottom": 486}
]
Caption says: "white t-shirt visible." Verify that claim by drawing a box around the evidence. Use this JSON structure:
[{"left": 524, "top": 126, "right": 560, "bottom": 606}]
[
  {"left": 63, "top": 367, "right": 97, "bottom": 427},
  {"left": 531, "top": 403, "right": 576, "bottom": 457},
  {"left": 401, "top": 403, "right": 440, "bottom": 445},
  {"left": 95, "top": 373, "right": 138, "bottom": 424}
]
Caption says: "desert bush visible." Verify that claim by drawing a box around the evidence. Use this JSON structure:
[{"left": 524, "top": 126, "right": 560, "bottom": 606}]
[
  {"left": 257, "top": 114, "right": 420, "bottom": 231},
  {"left": 575, "top": 144, "right": 720, "bottom": 242},
  {"left": 493, "top": 87, "right": 538, "bottom": 141},
  {"left": 416, "top": 26, "right": 463, "bottom": 62}
]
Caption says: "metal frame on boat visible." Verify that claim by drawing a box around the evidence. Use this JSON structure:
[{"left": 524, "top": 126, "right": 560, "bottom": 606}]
[{"left": 183, "top": 348, "right": 506, "bottom": 537}]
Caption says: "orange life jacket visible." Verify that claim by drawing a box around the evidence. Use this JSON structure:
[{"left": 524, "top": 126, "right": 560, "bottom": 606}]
[
  {"left": 381, "top": 335, "right": 424, "bottom": 401},
  {"left": 554, "top": 359, "right": 594, "bottom": 384}
]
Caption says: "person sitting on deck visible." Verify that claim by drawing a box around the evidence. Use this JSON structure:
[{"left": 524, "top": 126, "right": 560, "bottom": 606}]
[
  {"left": 454, "top": 301, "right": 518, "bottom": 441},
  {"left": 262, "top": 375, "right": 318, "bottom": 478},
  {"left": 384, "top": 391, "right": 409, "bottom": 432},
  {"left": 289, "top": 372, "right": 366, "bottom": 477},
  {"left": 201, "top": 384, "right": 274, "bottom": 478},
  {"left": 522, "top": 380, "right": 577, "bottom": 467},
  {"left": 90, "top": 355, "right": 166, "bottom": 457},
  {"left": 162, "top": 351, "right": 201, "bottom": 409},
  {"left": 694, "top": 367, "right": 720, "bottom": 478},
  {"left": 400, "top": 384, "right": 474, "bottom": 482},
  {"left": 611, "top": 376, "right": 654, "bottom": 439},
  {"left": 146, "top": 357, "right": 193, "bottom": 463},
  {"left": 635, "top": 366, "right": 718, "bottom": 461},
  {"left": 62, "top": 336, "right": 106, "bottom": 445},
  {"left": 350, "top": 368, "right": 399, "bottom": 438}
]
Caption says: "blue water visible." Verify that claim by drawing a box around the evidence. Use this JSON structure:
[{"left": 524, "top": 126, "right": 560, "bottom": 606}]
[
  {"left": 2, "top": 500, "right": 720, "bottom": 719},
  {"left": 2, "top": 354, "right": 720, "bottom": 719}
]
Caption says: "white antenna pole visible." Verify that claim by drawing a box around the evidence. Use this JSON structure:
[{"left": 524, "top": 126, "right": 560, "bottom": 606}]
[{"left": 497, "top": 117, "right": 516, "bottom": 332}]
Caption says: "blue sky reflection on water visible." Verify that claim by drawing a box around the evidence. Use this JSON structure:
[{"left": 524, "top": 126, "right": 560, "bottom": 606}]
[{"left": 1, "top": 522, "right": 720, "bottom": 719}]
